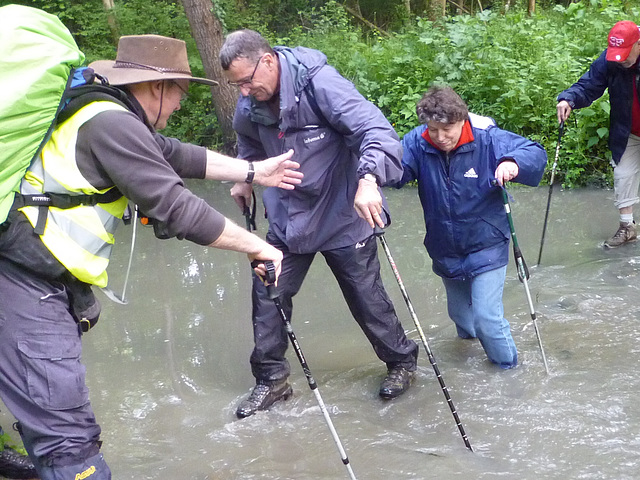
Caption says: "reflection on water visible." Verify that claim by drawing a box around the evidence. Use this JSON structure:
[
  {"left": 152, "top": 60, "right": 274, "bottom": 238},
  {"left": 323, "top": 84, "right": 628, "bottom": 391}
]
[{"left": 6, "top": 182, "right": 640, "bottom": 479}]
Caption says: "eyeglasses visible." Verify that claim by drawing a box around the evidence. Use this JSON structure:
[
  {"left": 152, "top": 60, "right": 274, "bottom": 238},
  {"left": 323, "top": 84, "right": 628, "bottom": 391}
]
[
  {"left": 169, "top": 81, "right": 189, "bottom": 101},
  {"left": 227, "top": 56, "right": 262, "bottom": 88}
]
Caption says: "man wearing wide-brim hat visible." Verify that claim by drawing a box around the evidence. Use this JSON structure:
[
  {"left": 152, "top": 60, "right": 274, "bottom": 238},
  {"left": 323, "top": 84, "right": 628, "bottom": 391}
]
[
  {"left": 90, "top": 34, "right": 219, "bottom": 129},
  {"left": 0, "top": 34, "right": 302, "bottom": 480}
]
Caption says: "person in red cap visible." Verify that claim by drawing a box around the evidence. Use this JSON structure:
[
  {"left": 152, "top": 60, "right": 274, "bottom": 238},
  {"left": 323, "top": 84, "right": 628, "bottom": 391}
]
[{"left": 557, "top": 20, "right": 640, "bottom": 248}]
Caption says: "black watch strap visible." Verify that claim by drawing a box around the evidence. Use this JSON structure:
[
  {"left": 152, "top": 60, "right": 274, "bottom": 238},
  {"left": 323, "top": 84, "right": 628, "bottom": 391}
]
[{"left": 245, "top": 161, "right": 255, "bottom": 184}]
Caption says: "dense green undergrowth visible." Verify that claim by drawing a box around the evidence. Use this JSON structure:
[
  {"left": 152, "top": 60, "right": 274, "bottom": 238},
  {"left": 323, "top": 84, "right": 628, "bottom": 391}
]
[
  {"left": 16, "top": 0, "right": 640, "bottom": 187},
  {"left": 289, "top": 0, "right": 639, "bottom": 188}
]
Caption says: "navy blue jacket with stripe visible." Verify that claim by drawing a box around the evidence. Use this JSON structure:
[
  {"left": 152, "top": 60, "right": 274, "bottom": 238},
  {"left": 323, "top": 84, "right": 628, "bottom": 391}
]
[
  {"left": 394, "top": 114, "right": 547, "bottom": 280},
  {"left": 557, "top": 49, "right": 640, "bottom": 164}
]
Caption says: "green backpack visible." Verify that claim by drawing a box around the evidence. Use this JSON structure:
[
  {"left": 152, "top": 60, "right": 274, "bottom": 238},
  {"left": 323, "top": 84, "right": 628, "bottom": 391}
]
[{"left": 0, "top": 4, "right": 85, "bottom": 224}]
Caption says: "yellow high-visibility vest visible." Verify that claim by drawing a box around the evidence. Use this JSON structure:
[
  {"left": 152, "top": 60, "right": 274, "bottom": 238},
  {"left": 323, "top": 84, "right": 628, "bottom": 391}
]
[{"left": 20, "top": 101, "right": 129, "bottom": 287}]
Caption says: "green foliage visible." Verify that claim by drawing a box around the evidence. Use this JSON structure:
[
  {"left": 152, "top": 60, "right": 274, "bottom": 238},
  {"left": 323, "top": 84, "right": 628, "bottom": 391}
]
[
  {"left": 0, "top": 431, "right": 28, "bottom": 456},
  {"left": 291, "top": 0, "right": 638, "bottom": 187},
  {"left": 5, "top": 0, "right": 640, "bottom": 184},
  {"left": 217, "top": 0, "right": 318, "bottom": 34}
]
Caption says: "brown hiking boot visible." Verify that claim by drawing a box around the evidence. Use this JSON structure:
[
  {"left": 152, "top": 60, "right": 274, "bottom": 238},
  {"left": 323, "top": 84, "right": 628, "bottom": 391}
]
[{"left": 604, "top": 222, "right": 637, "bottom": 248}]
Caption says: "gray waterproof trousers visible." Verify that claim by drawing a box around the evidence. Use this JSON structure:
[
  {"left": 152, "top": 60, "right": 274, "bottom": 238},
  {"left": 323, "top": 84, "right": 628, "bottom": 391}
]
[
  {"left": 250, "top": 233, "right": 418, "bottom": 382},
  {"left": 0, "top": 258, "right": 111, "bottom": 479}
]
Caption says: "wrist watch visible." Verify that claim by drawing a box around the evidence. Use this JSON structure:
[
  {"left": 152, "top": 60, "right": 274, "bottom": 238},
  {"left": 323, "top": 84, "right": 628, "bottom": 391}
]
[{"left": 245, "top": 161, "right": 255, "bottom": 184}]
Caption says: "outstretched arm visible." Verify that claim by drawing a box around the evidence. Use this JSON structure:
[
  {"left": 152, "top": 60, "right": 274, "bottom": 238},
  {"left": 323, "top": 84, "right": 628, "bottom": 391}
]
[
  {"left": 204, "top": 149, "right": 302, "bottom": 189},
  {"left": 208, "top": 218, "right": 284, "bottom": 283}
]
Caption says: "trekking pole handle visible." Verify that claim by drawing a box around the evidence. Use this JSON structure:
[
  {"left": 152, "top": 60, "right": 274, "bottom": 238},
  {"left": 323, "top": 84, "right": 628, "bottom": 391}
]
[
  {"left": 241, "top": 195, "right": 257, "bottom": 232},
  {"left": 250, "top": 260, "right": 278, "bottom": 299}
]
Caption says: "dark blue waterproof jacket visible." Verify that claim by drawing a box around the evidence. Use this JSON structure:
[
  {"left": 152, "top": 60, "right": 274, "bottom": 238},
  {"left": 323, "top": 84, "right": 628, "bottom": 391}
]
[
  {"left": 233, "top": 46, "right": 402, "bottom": 253},
  {"left": 394, "top": 114, "right": 547, "bottom": 280},
  {"left": 557, "top": 50, "right": 640, "bottom": 164}
]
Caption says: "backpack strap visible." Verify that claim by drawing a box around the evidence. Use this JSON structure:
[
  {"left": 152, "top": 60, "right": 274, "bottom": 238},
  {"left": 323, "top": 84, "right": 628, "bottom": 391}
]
[
  {"left": 14, "top": 70, "right": 130, "bottom": 235},
  {"left": 15, "top": 189, "right": 124, "bottom": 235},
  {"left": 305, "top": 80, "right": 326, "bottom": 125},
  {"left": 57, "top": 77, "right": 135, "bottom": 123}
]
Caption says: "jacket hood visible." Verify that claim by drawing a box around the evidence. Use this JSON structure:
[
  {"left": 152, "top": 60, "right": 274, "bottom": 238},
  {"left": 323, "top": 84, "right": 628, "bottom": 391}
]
[
  {"left": 247, "top": 46, "right": 327, "bottom": 128},
  {"left": 274, "top": 46, "right": 327, "bottom": 96}
]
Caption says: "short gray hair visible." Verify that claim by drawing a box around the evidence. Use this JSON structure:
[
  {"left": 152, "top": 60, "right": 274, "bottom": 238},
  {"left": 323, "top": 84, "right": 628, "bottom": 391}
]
[
  {"left": 219, "top": 30, "right": 274, "bottom": 70},
  {"left": 416, "top": 86, "right": 468, "bottom": 124}
]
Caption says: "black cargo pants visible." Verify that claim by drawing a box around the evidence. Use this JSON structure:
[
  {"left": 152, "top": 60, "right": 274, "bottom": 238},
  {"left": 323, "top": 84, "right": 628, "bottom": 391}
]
[{"left": 0, "top": 258, "right": 110, "bottom": 479}]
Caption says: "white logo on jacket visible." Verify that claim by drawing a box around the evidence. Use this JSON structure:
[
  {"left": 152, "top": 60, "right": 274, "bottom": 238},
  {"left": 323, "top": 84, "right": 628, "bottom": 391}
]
[
  {"left": 303, "top": 132, "right": 326, "bottom": 144},
  {"left": 464, "top": 168, "right": 479, "bottom": 178}
]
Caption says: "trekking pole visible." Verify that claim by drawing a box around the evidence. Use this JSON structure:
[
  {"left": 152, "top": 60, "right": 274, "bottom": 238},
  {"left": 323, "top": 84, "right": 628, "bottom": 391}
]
[
  {"left": 100, "top": 204, "right": 138, "bottom": 305},
  {"left": 242, "top": 190, "right": 257, "bottom": 232},
  {"left": 252, "top": 261, "right": 357, "bottom": 480},
  {"left": 494, "top": 181, "right": 550, "bottom": 374},
  {"left": 537, "top": 121, "right": 564, "bottom": 266},
  {"left": 373, "top": 227, "right": 473, "bottom": 452},
  {"left": 120, "top": 204, "right": 139, "bottom": 301}
]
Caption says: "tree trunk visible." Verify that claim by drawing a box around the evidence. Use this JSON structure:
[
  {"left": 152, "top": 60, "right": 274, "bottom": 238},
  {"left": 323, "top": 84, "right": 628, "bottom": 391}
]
[
  {"left": 427, "top": 0, "right": 446, "bottom": 21},
  {"left": 101, "top": 0, "right": 119, "bottom": 43},
  {"left": 342, "top": 4, "right": 391, "bottom": 37},
  {"left": 346, "top": 0, "right": 363, "bottom": 18},
  {"left": 528, "top": 0, "right": 535, "bottom": 15},
  {"left": 180, "top": 0, "right": 237, "bottom": 150}
]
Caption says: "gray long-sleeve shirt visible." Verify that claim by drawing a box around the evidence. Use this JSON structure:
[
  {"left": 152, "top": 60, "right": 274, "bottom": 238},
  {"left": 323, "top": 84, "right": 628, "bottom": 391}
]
[{"left": 74, "top": 95, "right": 225, "bottom": 245}]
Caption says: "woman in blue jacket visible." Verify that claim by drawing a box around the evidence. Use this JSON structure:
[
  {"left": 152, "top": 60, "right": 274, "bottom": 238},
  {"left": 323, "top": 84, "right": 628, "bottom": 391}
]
[{"left": 394, "top": 86, "right": 546, "bottom": 368}]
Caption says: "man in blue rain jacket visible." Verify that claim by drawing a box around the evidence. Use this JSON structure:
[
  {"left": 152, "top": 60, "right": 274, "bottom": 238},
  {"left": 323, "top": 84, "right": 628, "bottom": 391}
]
[
  {"left": 557, "top": 20, "right": 640, "bottom": 248},
  {"left": 220, "top": 29, "right": 419, "bottom": 418}
]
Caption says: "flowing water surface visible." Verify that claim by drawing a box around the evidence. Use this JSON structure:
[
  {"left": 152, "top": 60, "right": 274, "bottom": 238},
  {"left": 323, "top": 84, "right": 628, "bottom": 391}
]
[{"left": 3, "top": 182, "right": 640, "bottom": 479}]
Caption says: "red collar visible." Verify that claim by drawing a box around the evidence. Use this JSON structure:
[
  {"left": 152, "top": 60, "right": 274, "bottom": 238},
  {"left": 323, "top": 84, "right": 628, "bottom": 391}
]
[{"left": 422, "top": 120, "right": 474, "bottom": 151}]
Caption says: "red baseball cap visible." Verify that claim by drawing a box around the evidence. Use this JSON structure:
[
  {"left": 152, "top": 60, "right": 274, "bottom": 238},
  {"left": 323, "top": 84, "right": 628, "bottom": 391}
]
[{"left": 606, "top": 20, "right": 640, "bottom": 62}]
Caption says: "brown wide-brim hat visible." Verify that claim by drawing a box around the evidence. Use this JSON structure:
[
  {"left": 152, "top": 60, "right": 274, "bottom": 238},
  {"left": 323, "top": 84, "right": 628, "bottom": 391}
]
[{"left": 89, "top": 34, "right": 218, "bottom": 86}]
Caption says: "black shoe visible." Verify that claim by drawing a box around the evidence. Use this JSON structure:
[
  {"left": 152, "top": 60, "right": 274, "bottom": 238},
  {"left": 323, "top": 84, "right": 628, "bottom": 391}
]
[
  {"left": 236, "top": 381, "right": 293, "bottom": 418},
  {"left": 0, "top": 447, "right": 38, "bottom": 479},
  {"left": 379, "top": 367, "right": 415, "bottom": 399}
]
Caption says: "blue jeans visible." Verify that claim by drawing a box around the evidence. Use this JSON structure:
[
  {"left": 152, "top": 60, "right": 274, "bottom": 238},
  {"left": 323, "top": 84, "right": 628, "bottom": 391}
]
[{"left": 442, "top": 266, "right": 517, "bottom": 369}]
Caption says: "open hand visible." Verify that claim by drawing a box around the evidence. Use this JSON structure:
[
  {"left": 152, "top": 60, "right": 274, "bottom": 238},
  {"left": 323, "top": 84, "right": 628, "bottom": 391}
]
[{"left": 254, "top": 149, "right": 303, "bottom": 189}]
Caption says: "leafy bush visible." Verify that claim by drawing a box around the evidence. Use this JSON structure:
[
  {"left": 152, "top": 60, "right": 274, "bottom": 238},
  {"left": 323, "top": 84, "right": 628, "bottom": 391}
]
[
  {"left": 7, "top": 0, "right": 640, "bottom": 185},
  {"left": 294, "top": 0, "right": 638, "bottom": 187}
]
